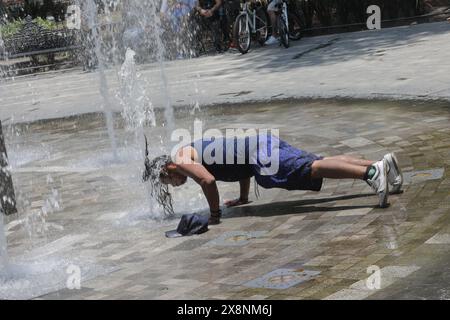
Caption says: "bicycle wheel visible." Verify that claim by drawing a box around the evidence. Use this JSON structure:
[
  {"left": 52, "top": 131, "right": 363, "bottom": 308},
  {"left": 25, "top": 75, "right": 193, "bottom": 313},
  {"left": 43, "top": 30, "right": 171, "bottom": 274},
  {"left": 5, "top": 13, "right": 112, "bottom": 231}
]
[
  {"left": 278, "top": 15, "right": 289, "bottom": 48},
  {"left": 233, "top": 14, "right": 251, "bottom": 54},
  {"left": 255, "top": 7, "right": 269, "bottom": 46},
  {"left": 288, "top": 13, "right": 302, "bottom": 41}
]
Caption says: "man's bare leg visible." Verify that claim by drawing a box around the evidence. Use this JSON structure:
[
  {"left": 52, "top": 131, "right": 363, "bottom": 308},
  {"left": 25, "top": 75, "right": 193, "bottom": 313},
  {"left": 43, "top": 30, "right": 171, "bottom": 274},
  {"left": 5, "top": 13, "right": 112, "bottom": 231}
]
[
  {"left": 268, "top": 11, "right": 277, "bottom": 37},
  {"left": 311, "top": 159, "right": 368, "bottom": 180},
  {"left": 323, "top": 155, "right": 375, "bottom": 167}
]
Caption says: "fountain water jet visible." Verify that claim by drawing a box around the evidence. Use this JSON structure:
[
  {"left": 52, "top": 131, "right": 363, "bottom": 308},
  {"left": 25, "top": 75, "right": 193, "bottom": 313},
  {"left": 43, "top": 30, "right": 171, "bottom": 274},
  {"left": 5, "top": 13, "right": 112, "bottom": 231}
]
[
  {"left": 0, "top": 1, "right": 189, "bottom": 298},
  {"left": 117, "top": 48, "right": 172, "bottom": 220},
  {"left": 83, "top": 0, "right": 119, "bottom": 161},
  {"left": 121, "top": 0, "right": 175, "bottom": 140},
  {"left": 151, "top": 7, "right": 175, "bottom": 139},
  {"left": 0, "top": 28, "right": 12, "bottom": 277},
  {"left": 113, "top": 1, "right": 181, "bottom": 218},
  {"left": 117, "top": 48, "right": 156, "bottom": 134}
]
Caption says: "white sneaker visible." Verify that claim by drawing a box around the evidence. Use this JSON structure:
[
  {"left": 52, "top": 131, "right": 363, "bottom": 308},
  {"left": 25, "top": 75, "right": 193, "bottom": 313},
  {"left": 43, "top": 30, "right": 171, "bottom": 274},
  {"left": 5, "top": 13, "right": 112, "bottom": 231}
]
[
  {"left": 265, "top": 36, "right": 279, "bottom": 45},
  {"left": 367, "top": 159, "right": 389, "bottom": 208},
  {"left": 384, "top": 153, "right": 403, "bottom": 194}
]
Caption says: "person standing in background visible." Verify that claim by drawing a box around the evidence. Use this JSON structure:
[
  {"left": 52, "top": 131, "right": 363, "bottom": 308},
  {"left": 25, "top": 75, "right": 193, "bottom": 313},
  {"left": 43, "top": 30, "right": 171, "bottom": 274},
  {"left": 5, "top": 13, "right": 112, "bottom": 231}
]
[{"left": 195, "top": 0, "right": 229, "bottom": 53}]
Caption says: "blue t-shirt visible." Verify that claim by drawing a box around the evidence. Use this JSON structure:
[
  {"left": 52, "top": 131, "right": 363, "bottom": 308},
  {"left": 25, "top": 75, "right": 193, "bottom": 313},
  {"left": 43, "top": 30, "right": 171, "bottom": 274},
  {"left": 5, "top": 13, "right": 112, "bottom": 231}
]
[
  {"left": 191, "top": 136, "right": 255, "bottom": 182},
  {"left": 190, "top": 134, "right": 323, "bottom": 191}
]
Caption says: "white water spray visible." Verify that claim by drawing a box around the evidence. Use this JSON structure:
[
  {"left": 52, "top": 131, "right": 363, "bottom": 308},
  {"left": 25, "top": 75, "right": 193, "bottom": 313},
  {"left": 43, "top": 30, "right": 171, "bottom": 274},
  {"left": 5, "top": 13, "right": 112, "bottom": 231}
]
[
  {"left": 84, "top": 0, "right": 118, "bottom": 160},
  {"left": 124, "top": 0, "right": 175, "bottom": 139},
  {"left": 117, "top": 48, "right": 156, "bottom": 132},
  {"left": 152, "top": 12, "right": 175, "bottom": 138},
  {"left": 0, "top": 27, "right": 10, "bottom": 276},
  {"left": 117, "top": 48, "right": 168, "bottom": 219}
]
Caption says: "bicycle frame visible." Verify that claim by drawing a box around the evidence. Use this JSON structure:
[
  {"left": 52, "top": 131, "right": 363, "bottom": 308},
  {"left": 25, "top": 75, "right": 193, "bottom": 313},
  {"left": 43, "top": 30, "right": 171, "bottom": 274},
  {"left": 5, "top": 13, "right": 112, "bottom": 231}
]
[
  {"left": 233, "top": 0, "right": 269, "bottom": 53},
  {"left": 239, "top": 1, "right": 265, "bottom": 34}
]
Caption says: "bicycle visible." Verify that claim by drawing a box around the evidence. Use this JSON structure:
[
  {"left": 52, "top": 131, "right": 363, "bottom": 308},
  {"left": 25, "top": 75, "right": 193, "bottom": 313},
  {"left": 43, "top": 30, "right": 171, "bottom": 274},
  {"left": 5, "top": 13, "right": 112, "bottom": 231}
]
[{"left": 233, "top": 0, "right": 269, "bottom": 54}]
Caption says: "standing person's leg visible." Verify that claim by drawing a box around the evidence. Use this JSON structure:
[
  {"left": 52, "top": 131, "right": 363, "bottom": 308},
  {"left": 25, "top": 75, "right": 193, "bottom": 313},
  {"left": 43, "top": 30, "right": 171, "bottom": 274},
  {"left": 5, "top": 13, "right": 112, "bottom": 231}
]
[
  {"left": 207, "top": 16, "right": 222, "bottom": 52},
  {"left": 268, "top": 10, "right": 277, "bottom": 36},
  {"left": 267, "top": 0, "right": 277, "bottom": 35},
  {"left": 265, "top": 0, "right": 281, "bottom": 45},
  {"left": 219, "top": 11, "right": 230, "bottom": 49}
]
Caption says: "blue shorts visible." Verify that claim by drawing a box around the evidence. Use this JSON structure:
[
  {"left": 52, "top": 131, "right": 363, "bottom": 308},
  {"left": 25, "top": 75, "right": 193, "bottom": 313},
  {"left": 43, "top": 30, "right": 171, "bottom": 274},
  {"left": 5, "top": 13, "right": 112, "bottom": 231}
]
[{"left": 252, "top": 135, "right": 323, "bottom": 192}]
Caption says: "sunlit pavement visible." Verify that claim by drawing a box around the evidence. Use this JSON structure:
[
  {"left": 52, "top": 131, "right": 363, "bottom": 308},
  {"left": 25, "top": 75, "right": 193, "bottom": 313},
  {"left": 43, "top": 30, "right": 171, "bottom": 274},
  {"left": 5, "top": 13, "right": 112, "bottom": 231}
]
[
  {"left": 1, "top": 21, "right": 450, "bottom": 124},
  {"left": 1, "top": 98, "right": 449, "bottom": 299},
  {"left": 1, "top": 21, "right": 450, "bottom": 300}
]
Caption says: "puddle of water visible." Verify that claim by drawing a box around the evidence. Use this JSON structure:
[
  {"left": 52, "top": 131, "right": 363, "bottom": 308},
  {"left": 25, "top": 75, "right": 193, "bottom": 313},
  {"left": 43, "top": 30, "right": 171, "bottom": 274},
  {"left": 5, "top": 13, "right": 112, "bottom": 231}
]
[
  {"left": 0, "top": 231, "right": 119, "bottom": 300},
  {"left": 0, "top": 257, "right": 117, "bottom": 300},
  {"left": 7, "top": 145, "right": 51, "bottom": 169}
]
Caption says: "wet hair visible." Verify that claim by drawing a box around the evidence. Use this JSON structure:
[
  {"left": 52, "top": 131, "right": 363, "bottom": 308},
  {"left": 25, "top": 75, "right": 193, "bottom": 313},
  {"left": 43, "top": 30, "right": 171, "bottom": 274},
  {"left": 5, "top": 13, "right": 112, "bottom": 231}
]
[{"left": 142, "top": 136, "right": 174, "bottom": 216}]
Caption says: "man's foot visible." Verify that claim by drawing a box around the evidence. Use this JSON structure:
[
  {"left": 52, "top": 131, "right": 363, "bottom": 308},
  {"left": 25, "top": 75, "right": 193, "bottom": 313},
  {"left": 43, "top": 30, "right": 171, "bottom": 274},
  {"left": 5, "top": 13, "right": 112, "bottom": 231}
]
[
  {"left": 265, "top": 35, "right": 278, "bottom": 45},
  {"left": 384, "top": 152, "right": 403, "bottom": 194},
  {"left": 208, "top": 209, "right": 222, "bottom": 225},
  {"left": 366, "top": 159, "right": 389, "bottom": 208},
  {"left": 208, "top": 214, "right": 221, "bottom": 225}
]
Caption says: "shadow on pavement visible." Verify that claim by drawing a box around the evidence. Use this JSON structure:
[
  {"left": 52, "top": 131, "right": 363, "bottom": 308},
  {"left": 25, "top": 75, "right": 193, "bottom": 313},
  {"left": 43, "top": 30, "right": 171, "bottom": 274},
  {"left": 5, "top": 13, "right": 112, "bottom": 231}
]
[
  {"left": 221, "top": 22, "right": 450, "bottom": 75},
  {"left": 225, "top": 193, "right": 377, "bottom": 218}
]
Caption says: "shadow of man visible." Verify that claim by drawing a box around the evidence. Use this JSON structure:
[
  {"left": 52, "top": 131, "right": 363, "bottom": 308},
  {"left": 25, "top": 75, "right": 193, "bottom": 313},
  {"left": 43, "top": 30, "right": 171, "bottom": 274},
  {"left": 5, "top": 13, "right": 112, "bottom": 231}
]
[{"left": 223, "top": 193, "right": 377, "bottom": 219}]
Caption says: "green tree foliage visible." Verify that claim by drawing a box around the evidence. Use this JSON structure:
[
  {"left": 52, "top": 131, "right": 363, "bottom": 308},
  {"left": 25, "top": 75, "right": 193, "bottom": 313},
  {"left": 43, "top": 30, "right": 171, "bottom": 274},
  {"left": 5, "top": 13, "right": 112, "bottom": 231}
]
[
  {"left": 0, "top": 17, "right": 58, "bottom": 38},
  {"left": 0, "top": 20, "right": 24, "bottom": 37}
]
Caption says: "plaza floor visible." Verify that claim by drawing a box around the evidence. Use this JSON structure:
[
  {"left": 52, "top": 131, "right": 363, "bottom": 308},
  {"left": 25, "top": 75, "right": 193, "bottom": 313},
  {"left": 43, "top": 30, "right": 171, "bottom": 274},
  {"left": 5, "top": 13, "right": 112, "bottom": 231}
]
[{"left": 2, "top": 99, "right": 449, "bottom": 299}]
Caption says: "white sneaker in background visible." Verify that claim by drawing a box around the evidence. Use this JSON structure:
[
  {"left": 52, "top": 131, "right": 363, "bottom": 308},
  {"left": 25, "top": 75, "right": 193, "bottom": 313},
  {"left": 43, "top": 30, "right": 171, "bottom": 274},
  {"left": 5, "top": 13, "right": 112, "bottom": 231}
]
[{"left": 265, "top": 36, "right": 279, "bottom": 45}]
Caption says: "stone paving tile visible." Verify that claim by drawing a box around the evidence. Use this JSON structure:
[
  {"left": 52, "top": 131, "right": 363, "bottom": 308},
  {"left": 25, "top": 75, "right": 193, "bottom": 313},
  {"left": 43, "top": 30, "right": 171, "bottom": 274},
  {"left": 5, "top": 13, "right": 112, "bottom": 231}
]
[{"left": 2, "top": 100, "right": 449, "bottom": 300}]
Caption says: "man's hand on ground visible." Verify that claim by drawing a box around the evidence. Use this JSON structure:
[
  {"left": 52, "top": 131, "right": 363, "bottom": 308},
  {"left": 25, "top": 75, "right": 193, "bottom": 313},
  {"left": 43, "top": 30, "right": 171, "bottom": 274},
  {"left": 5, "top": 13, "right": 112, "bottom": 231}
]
[{"left": 224, "top": 198, "right": 250, "bottom": 207}]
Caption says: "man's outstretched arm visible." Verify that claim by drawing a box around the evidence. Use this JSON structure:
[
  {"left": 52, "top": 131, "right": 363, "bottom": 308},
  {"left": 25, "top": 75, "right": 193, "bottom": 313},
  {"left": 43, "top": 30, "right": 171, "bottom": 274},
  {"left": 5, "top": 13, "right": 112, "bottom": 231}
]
[
  {"left": 174, "top": 146, "right": 221, "bottom": 224},
  {"left": 224, "top": 178, "right": 251, "bottom": 207}
]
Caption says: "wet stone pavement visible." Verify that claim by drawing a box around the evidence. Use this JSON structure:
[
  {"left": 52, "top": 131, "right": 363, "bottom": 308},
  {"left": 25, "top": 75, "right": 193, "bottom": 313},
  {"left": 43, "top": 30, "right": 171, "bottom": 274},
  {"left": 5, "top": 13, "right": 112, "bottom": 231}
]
[{"left": 2, "top": 99, "right": 450, "bottom": 300}]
